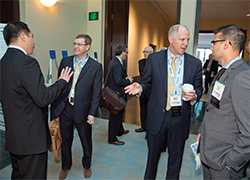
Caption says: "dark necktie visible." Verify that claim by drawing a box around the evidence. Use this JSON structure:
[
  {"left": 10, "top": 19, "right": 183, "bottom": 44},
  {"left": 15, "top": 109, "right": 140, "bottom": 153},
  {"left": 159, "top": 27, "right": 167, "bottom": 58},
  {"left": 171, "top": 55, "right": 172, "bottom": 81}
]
[{"left": 214, "top": 68, "right": 226, "bottom": 81}]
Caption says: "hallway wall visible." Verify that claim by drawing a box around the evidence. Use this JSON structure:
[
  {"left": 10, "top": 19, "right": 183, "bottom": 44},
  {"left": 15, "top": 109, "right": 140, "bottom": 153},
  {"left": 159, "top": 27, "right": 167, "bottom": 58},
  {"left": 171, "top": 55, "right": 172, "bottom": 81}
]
[
  {"left": 127, "top": 0, "right": 175, "bottom": 77},
  {"left": 19, "top": 0, "right": 105, "bottom": 83}
]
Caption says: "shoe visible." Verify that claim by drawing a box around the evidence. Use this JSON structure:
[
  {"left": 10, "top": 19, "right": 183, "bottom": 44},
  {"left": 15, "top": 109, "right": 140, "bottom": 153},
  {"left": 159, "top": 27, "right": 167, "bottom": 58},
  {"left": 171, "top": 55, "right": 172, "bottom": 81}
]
[
  {"left": 123, "top": 130, "right": 129, "bottom": 135},
  {"left": 84, "top": 167, "right": 92, "bottom": 178},
  {"left": 59, "top": 168, "right": 71, "bottom": 180},
  {"left": 117, "top": 130, "right": 129, "bottom": 136},
  {"left": 135, "top": 128, "right": 146, "bottom": 133},
  {"left": 108, "top": 140, "right": 125, "bottom": 145}
]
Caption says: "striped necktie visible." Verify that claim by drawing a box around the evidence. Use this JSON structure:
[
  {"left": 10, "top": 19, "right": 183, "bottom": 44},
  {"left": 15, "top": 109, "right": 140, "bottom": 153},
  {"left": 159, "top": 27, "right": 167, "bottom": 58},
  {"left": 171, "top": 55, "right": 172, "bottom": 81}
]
[
  {"left": 69, "top": 60, "right": 81, "bottom": 105},
  {"left": 166, "top": 56, "right": 177, "bottom": 111}
]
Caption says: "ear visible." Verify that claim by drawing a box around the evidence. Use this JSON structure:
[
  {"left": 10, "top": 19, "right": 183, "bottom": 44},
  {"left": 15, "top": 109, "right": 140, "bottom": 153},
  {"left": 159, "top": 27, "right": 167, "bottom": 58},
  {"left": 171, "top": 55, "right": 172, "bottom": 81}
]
[
  {"left": 168, "top": 35, "right": 173, "bottom": 44},
  {"left": 20, "top": 32, "right": 26, "bottom": 42},
  {"left": 223, "top": 40, "right": 231, "bottom": 50}
]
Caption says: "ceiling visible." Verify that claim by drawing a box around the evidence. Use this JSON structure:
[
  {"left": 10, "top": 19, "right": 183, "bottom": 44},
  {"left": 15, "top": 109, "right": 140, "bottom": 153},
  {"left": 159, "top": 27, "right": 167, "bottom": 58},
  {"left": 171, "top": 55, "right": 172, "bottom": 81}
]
[{"left": 148, "top": 0, "right": 250, "bottom": 21}]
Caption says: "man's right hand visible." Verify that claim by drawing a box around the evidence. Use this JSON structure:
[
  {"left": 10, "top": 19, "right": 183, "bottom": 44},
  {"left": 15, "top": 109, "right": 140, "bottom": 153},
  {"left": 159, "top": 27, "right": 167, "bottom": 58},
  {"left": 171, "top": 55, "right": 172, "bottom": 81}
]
[
  {"left": 124, "top": 82, "right": 141, "bottom": 95},
  {"left": 58, "top": 66, "right": 74, "bottom": 83}
]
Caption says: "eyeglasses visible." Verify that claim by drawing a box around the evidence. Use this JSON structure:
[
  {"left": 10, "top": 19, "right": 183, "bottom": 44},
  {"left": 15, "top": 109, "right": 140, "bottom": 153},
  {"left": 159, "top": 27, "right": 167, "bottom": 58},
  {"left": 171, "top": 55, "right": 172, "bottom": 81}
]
[
  {"left": 125, "top": 51, "right": 129, "bottom": 54},
  {"left": 73, "top": 43, "right": 87, "bottom": 47},
  {"left": 143, "top": 51, "right": 152, "bottom": 53},
  {"left": 211, "top": 40, "right": 232, "bottom": 46}
]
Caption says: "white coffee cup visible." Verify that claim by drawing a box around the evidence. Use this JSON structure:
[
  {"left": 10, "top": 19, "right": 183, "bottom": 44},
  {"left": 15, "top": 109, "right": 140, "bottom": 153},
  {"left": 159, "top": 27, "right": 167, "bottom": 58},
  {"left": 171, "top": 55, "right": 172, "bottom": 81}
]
[{"left": 182, "top": 83, "right": 194, "bottom": 101}]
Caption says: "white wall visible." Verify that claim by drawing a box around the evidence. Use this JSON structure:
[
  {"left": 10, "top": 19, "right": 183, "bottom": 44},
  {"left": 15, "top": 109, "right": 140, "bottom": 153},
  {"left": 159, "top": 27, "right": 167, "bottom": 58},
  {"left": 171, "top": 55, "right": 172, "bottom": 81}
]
[{"left": 19, "top": 0, "right": 105, "bottom": 82}]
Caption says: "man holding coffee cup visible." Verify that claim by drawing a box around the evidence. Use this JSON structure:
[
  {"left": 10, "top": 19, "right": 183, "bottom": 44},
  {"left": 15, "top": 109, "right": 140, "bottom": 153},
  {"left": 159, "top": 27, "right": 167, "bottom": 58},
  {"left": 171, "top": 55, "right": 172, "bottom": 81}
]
[{"left": 125, "top": 24, "right": 203, "bottom": 179}]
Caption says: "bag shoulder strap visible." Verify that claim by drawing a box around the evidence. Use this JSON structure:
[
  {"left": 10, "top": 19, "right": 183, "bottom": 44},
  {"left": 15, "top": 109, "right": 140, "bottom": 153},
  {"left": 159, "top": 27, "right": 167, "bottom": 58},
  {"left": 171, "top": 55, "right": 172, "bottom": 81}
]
[{"left": 104, "top": 59, "right": 116, "bottom": 87}]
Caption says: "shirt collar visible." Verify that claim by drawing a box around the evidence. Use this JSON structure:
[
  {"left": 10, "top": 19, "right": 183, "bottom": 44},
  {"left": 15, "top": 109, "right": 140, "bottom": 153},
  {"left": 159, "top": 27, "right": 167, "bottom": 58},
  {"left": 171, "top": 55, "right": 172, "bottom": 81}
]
[
  {"left": 8, "top": 45, "right": 27, "bottom": 55},
  {"left": 223, "top": 55, "right": 241, "bottom": 69},
  {"left": 74, "top": 54, "right": 89, "bottom": 65},
  {"left": 116, "top": 56, "right": 123, "bottom": 65}
]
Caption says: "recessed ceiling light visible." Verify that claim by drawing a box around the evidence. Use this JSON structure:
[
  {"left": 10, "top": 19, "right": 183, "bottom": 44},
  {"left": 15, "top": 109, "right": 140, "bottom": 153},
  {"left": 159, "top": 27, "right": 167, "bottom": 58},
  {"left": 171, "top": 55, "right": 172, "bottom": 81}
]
[{"left": 247, "top": 14, "right": 250, "bottom": 17}]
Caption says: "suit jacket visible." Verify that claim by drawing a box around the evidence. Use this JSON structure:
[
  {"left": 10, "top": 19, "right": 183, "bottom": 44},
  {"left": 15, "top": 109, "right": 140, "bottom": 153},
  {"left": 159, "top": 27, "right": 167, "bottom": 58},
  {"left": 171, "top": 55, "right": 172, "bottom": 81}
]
[
  {"left": 203, "top": 59, "right": 218, "bottom": 77},
  {"left": 0, "top": 48, "right": 68, "bottom": 155},
  {"left": 139, "top": 58, "right": 146, "bottom": 77},
  {"left": 51, "top": 55, "right": 102, "bottom": 123},
  {"left": 107, "top": 57, "right": 130, "bottom": 100},
  {"left": 140, "top": 50, "right": 203, "bottom": 140},
  {"left": 139, "top": 58, "right": 150, "bottom": 99},
  {"left": 199, "top": 59, "right": 250, "bottom": 172}
]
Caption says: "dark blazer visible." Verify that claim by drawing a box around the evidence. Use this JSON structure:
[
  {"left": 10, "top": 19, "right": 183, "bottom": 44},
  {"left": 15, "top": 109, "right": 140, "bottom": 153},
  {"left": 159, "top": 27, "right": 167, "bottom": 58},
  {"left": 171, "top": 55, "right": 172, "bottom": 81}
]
[
  {"left": 199, "top": 59, "right": 250, "bottom": 172},
  {"left": 0, "top": 48, "right": 68, "bottom": 155},
  {"left": 203, "top": 59, "right": 218, "bottom": 76},
  {"left": 51, "top": 55, "right": 102, "bottom": 123},
  {"left": 140, "top": 50, "right": 203, "bottom": 140},
  {"left": 139, "top": 58, "right": 146, "bottom": 77},
  {"left": 107, "top": 57, "right": 130, "bottom": 100}
]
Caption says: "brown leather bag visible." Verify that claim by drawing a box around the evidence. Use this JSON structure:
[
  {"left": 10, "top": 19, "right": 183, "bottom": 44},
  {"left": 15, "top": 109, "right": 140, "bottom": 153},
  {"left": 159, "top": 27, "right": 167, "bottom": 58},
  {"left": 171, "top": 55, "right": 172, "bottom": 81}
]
[
  {"left": 48, "top": 117, "right": 62, "bottom": 162},
  {"left": 101, "top": 60, "right": 127, "bottom": 115}
]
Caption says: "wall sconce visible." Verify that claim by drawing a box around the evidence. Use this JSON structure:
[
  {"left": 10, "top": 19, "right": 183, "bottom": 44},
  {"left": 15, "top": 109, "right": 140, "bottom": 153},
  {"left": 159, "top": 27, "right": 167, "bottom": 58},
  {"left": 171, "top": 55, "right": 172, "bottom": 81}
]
[{"left": 39, "top": 0, "right": 57, "bottom": 7}]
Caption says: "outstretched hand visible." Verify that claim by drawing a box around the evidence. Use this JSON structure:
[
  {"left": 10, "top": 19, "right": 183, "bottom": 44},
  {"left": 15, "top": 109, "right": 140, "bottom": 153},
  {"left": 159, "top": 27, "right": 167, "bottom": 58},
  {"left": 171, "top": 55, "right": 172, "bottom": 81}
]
[
  {"left": 124, "top": 82, "right": 142, "bottom": 95},
  {"left": 58, "top": 66, "right": 74, "bottom": 83}
]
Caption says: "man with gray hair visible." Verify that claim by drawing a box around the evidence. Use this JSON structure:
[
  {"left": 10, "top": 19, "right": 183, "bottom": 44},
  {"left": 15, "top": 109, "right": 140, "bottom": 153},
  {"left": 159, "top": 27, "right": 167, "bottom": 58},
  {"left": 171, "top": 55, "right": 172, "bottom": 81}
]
[
  {"left": 125, "top": 24, "right": 203, "bottom": 179},
  {"left": 135, "top": 46, "right": 153, "bottom": 133}
]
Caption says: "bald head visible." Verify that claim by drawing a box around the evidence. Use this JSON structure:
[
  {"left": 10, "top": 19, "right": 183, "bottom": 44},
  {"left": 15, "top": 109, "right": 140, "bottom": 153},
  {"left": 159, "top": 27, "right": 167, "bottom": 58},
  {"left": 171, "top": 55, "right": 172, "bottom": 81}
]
[
  {"left": 143, "top": 46, "right": 153, "bottom": 59},
  {"left": 168, "top": 24, "right": 189, "bottom": 39}
]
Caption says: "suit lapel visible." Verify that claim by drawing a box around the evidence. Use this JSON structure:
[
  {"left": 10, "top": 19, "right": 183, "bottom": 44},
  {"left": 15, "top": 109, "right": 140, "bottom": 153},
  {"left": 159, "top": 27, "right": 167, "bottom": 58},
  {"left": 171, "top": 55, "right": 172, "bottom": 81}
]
[
  {"left": 158, "top": 51, "right": 167, "bottom": 94},
  {"left": 183, "top": 53, "right": 192, "bottom": 83},
  {"left": 77, "top": 58, "right": 91, "bottom": 82}
]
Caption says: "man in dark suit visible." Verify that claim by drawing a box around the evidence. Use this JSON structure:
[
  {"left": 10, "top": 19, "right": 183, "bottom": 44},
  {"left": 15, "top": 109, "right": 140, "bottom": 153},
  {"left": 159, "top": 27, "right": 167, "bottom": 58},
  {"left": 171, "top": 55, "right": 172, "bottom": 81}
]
[
  {"left": 107, "top": 44, "right": 133, "bottom": 145},
  {"left": 197, "top": 25, "right": 250, "bottom": 179},
  {"left": 203, "top": 54, "right": 218, "bottom": 94},
  {"left": 0, "top": 21, "right": 73, "bottom": 179},
  {"left": 135, "top": 46, "right": 153, "bottom": 133},
  {"left": 51, "top": 34, "right": 102, "bottom": 179},
  {"left": 125, "top": 24, "right": 203, "bottom": 179}
]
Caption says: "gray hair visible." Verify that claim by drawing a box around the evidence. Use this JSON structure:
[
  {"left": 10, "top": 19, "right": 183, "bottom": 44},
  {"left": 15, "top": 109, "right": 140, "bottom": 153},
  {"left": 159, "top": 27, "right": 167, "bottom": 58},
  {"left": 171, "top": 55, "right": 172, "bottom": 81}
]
[{"left": 168, "top": 24, "right": 189, "bottom": 39}]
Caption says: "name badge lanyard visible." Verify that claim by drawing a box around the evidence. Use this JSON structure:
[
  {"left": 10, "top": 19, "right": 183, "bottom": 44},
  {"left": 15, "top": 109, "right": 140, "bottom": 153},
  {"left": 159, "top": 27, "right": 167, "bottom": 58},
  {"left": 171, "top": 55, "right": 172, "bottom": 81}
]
[
  {"left": 168, "top": 56, "right": 183, "bottom": 95},
  {"left": 70, "top": 55, "right": 89, "bottom": 96}
]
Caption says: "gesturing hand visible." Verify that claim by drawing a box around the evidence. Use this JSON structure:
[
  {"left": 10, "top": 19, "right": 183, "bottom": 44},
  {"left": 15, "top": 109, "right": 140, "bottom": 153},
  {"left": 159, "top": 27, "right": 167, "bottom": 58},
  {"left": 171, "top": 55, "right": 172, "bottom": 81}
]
[{"left": 58, "top": 66, "right": 74, "bottom": 83}]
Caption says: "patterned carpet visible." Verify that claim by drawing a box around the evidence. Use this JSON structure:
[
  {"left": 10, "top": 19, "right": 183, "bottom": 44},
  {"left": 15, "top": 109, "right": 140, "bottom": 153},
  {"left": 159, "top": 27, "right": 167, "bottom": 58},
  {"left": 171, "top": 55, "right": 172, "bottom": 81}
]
[{"left": 0, "top": 118, "right": 249, "bottom": 180}]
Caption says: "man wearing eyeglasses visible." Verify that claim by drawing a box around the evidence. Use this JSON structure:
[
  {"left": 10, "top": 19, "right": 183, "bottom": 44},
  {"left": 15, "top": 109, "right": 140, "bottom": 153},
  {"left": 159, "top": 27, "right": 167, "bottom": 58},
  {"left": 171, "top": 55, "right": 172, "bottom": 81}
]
[
  {"left": 52, "top": 34, "right": 102, "bottom": 179},
  {"left": 196, "top": 25, "right": 250, "bottom": 179},
  {"left": 135, "top": 46, "right": 154, "bottom": 133}
]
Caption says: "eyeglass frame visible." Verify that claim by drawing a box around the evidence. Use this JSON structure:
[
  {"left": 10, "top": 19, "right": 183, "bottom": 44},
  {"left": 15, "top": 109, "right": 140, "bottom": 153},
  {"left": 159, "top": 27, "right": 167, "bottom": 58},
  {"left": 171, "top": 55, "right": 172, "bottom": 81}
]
[
  {"left": 143, "top": 51, "right": 152, "bottom": 53},
  {"left": 211, "top": 39, "right": 232, "bottom": 46},
  {"left": 73, "top": 43, "right": 88, "bottom": 47}
]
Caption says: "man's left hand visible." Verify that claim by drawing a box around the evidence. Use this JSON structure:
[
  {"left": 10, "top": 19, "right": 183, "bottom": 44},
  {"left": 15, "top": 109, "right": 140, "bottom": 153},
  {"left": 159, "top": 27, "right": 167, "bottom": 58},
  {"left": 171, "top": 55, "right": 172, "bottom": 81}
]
[
  {"left": 184, "top": 90, "right": 196, "bottom": 101},
  {"left": 87, "top": 115, "right": 95, "bottom": 125}
]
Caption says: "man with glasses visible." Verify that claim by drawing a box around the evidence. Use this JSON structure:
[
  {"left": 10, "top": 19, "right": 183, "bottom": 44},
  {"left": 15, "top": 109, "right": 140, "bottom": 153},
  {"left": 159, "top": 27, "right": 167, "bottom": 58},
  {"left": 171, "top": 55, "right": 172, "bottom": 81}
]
[
  {"left": 196, "top": 25, "right": 250, "bottom": 179},
  {"left": 107, "top": 44, "right": 133, "bottom": 145},
  {"left": 52, "top": 34, "right": 102, "bottom": 179},
  {"left": 135, "top": 46, "right": 154, "bottom": 133}
]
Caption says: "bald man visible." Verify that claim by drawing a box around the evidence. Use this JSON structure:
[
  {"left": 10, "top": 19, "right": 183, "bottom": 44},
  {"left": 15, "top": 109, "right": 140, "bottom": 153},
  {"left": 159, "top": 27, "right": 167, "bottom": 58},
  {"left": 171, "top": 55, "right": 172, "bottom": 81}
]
[
  {"left": 125, "top": 25, "right": 203, "bottom": 179},
  {"left": 135, "top": 46, "right": 154, "bottom": 133}
]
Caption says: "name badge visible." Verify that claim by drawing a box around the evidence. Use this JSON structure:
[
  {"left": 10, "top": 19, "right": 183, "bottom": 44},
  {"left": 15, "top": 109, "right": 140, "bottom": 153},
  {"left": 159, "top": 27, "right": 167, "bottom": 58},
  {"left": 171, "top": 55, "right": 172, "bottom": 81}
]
[
  {"left": 170, "top": 94, "right": 182, "bottom": 117},
  {"left": 210, "top": 81, "right": 225, "bottom": 109}
]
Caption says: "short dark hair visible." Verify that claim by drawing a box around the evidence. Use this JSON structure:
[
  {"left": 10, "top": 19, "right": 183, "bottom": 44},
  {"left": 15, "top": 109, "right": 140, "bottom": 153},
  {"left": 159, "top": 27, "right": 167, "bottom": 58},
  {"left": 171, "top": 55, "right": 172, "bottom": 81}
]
[
  {"left": 3, "top": 21, "right": 31, "bottom": 46},
  {"left": 214, "top": 25, "right": 246, "bottom": 52},
  {"left": 115, "top": 44, "right": 127, "bottom": 56},
  {"left": 75, "top": 34, "right": 92, "bottom": 45}
]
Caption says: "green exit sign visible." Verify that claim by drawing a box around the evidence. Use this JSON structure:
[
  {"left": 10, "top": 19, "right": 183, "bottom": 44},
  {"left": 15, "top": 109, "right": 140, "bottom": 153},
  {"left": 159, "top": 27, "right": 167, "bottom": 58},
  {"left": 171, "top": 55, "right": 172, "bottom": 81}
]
[{"left": 89, "top": 12, "right": 99, "bottom": 21}]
